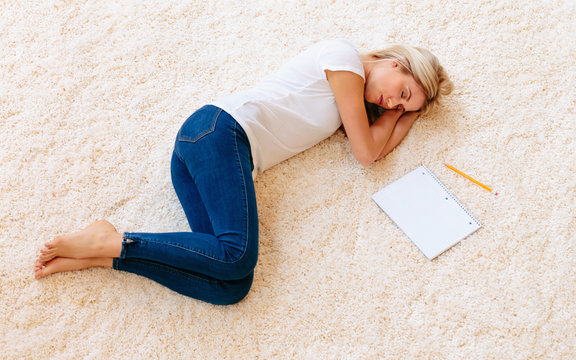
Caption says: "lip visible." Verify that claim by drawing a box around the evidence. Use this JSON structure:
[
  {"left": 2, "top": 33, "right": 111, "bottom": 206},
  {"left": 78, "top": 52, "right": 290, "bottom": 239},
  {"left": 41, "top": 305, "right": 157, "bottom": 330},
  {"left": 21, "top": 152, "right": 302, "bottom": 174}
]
[{"left": 378, "top": 95, "right": 383, "bottom": 106}]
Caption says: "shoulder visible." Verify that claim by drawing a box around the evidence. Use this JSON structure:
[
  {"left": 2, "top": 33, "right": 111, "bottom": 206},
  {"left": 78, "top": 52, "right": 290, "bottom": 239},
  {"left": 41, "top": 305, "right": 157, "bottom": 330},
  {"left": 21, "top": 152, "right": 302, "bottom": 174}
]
[
  {"left": 313, "top": 39, "right": 359, "bottom": 56},
  {"left": 313, "top": 39, "right": 364, "bottom": 80}
]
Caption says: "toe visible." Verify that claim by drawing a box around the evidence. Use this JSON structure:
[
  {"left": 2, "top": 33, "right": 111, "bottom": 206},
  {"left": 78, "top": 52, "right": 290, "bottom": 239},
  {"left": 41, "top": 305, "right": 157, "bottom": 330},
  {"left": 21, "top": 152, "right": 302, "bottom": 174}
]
[
  {"left": 44, "top": 236, "right": 64, "bottom": 249},
  {"left": 39, "top": 252, "right": 55, "bottom": 263},
  {"left": 40, "top": 245, "right": 55, "bottom": 253},
  {"left": 35, "top": 260, "right": 45, "bottom": 269}
]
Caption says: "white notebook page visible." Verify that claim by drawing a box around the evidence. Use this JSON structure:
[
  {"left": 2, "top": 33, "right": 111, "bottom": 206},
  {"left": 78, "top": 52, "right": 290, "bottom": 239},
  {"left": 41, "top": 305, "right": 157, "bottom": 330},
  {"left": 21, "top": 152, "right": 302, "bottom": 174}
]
[{"left": 372, "top": 165, "right": 481, "bottom": 260}]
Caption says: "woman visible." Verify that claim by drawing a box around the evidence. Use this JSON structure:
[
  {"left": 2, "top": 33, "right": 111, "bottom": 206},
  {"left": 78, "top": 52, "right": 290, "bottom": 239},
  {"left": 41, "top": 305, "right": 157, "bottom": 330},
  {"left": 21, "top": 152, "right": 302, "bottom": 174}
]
[{"left": 35, "top": 40, "right": 453, "bottom": 305}]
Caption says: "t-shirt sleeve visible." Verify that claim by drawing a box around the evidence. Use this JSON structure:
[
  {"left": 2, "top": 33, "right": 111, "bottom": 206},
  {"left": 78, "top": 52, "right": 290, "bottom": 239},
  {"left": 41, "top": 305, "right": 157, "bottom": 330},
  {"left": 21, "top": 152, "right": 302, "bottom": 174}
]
[{"left": 317, "top": 39, "right": 365, "bottom": 81}]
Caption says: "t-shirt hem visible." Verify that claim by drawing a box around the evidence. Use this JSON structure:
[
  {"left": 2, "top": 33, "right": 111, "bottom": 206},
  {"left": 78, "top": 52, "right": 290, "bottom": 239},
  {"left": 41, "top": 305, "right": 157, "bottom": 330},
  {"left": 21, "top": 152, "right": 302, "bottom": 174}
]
[{"left": 321, "top": 65, "right": 365, "bottom": 81}]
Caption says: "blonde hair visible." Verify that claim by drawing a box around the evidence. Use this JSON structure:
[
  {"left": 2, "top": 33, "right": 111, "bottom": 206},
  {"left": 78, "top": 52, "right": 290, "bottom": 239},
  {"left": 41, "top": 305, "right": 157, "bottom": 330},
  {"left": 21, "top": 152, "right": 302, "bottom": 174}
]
[{"left": 367, "top": 45, "right": 453, "bottom": 116}]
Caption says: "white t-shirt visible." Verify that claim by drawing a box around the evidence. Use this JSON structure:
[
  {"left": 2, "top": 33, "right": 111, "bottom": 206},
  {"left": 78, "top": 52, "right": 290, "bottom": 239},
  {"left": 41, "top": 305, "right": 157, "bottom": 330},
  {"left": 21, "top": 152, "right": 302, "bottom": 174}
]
[{"left": 211, "top": 39, "right": 365, "bottom": 178}]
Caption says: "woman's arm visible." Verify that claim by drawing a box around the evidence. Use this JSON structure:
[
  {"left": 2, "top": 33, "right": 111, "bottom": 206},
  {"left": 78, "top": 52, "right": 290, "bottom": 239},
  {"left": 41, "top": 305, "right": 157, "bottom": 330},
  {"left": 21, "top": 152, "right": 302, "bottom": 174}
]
[
  {"left": 326, "top": 70, "right": 418, "bottom": 165},
  {"left": 375, "top": 110, "right": 419, "bottom": 160},
  {"left": 326, "top": 70, "right": 395, "bottom": 166}
]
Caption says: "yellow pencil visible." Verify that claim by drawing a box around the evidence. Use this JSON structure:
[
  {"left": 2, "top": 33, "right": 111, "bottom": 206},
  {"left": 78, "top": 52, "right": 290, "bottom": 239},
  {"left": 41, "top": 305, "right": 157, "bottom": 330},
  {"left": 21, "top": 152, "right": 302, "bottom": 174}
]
[{"left": 445, "top": 164, "right": 498, "bottom": 195}]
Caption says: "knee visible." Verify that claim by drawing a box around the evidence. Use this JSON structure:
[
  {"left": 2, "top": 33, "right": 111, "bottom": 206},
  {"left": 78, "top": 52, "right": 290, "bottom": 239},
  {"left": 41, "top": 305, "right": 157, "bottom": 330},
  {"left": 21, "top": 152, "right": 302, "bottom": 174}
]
[
  {"left": 218, "top": 236, "right": 258, "bottom": 280},
  {"left": 210, "top": 272, "right": 254, "bottom": 306},
  {"left": 220, "top": 251, "right": 258, "bottom": 281}
]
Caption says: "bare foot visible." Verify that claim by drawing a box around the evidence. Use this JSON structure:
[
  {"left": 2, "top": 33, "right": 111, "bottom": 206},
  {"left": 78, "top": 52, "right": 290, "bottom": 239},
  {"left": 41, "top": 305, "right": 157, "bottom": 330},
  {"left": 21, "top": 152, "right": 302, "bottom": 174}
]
[
  {"left": 34, "top": 257, "right": 113, "bottom": 279},
  {"left": 38, "top": 220, "right": 123, "bottom": 263}
]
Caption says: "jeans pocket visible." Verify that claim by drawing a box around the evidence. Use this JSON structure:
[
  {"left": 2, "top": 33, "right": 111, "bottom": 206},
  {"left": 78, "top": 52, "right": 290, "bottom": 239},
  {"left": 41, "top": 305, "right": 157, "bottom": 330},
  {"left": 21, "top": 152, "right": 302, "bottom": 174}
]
[{"left": 178, "top": 107, "right": 222, "bottom": 143}]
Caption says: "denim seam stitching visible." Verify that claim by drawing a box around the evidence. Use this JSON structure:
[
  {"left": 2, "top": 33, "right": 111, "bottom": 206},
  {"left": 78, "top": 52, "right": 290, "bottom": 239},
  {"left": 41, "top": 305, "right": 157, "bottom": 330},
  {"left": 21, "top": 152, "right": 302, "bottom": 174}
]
[
  {"left": 124, "top": 232, "right": 246, "bottom": 264},
  {"left": 124, "top": 234, "right": 231, "bottom": 263},
  {"left": 232, "top": 119, "right": 250, "bottom": 261},
  {"left": 177, "top": 108, "right": 221, "bottom": 143},
  {"left": 120, "top": 233, "right": 132, "bottom": 259}
]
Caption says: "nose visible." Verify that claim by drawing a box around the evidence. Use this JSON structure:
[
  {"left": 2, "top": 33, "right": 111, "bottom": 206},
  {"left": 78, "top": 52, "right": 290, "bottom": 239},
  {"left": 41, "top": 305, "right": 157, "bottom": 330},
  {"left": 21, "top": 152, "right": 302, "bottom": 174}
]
[{"left": 388, "top": 97, "right": 405, "bottom": 112}]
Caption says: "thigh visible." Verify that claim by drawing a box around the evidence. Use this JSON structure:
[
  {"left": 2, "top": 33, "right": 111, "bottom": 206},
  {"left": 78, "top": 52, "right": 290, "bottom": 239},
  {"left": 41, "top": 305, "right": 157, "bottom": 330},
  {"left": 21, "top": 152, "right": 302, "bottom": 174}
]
[{"left": 170, "top": 150, "right": 214, "bottom": 234}]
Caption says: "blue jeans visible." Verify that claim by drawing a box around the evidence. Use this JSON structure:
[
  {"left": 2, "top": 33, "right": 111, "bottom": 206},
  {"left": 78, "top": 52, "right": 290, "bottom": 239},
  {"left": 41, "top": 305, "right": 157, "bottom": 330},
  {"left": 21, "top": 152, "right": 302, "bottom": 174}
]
[{"left": 113, "top": 105, "right": 258, "bottom": 305}]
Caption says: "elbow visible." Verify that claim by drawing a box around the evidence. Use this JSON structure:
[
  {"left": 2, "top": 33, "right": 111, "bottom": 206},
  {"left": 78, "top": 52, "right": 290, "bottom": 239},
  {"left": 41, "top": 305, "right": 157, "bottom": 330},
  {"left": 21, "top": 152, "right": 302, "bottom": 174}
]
[
  {"left": 351, "top": 142, "right": 384, "bottom": 166},
  {"left": 358, "top": 158, "right": 374, "bottom": 167},
  {"left": 355, "top": 152, "right": 376, "bottom": 167}
]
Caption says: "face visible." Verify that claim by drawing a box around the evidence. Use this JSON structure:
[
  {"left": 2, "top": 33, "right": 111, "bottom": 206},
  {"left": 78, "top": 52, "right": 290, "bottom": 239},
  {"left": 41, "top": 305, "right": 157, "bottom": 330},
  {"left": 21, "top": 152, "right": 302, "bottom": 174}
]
[{"left": 364, "top": 60, "right": 427, "bottom": 113}]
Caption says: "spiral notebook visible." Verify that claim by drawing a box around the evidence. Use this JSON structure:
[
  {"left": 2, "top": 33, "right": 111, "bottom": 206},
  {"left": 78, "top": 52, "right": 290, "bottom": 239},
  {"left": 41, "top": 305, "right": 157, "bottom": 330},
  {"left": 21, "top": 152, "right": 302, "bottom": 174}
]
[{"left": 372, "top": 165, "right": 481, "bottom": 260}]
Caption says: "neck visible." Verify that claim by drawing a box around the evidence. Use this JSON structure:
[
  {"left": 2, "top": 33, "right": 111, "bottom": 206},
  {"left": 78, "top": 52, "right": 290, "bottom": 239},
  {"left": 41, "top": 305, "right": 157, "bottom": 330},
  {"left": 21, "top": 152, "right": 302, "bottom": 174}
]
[{"left": 360, "top": 54, "right": 377, "bottom": 79}]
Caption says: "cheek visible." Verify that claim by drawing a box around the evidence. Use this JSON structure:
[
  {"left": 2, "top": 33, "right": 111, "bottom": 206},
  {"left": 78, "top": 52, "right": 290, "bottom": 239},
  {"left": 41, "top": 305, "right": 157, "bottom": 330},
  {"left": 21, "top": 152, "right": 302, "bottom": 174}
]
[
  {"left": 382, "top": 76, "right": 403, "bottom": 97},
  {"left": 413, "top": 93, "right": 427, "bottom": 111},
  {"left": 366, "top": 79, "right": 379, "bottom": 100}
]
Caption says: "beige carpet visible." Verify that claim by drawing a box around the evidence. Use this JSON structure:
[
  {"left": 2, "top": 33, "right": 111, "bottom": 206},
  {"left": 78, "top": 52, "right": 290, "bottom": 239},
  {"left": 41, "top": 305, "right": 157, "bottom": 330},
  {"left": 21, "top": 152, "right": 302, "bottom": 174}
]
[{"left": 2, "top": 0, "right": 575, "bottom": 358}]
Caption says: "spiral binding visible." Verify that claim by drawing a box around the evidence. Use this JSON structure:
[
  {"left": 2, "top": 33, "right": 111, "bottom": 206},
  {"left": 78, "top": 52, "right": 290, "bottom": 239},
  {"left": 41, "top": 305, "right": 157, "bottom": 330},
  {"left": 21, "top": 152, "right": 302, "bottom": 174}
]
[{"left": 420, "top": 165, "right": 482, "bottom": 227}]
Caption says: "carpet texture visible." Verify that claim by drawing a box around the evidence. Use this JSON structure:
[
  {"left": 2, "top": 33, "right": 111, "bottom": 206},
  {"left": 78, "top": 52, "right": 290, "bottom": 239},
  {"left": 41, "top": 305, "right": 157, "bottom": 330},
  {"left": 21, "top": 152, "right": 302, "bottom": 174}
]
[{"left": 1, "top": 0, "right": 575, "bottom": 358}]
